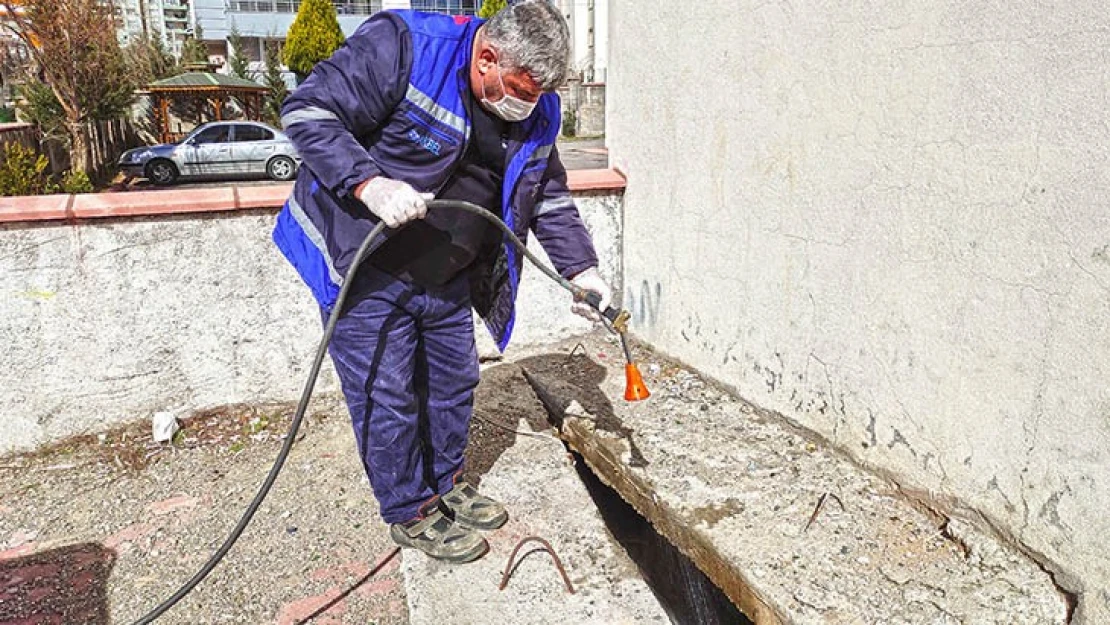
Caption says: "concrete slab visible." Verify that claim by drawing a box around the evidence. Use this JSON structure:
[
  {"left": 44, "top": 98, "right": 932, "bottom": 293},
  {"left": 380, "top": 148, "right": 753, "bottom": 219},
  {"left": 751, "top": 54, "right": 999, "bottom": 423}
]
[
  {"left": 400, "top": 363, "right": 670, "bottom": 625},
  {"left": 517, "top": 333, "right": 1069, "bottom": 625}
]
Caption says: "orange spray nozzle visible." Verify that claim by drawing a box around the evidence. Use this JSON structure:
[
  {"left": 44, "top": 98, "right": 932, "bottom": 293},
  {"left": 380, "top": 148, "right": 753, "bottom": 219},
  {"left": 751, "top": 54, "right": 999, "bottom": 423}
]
[{"left": 624, "top": 363, "right": 651, "bottom": 402}]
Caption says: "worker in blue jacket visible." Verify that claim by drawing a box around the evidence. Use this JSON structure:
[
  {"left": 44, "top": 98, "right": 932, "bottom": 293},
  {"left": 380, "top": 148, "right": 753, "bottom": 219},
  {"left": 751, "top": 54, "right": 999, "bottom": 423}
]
[{"left": 272, "top": 0, "right": 610, "bottom": 563}]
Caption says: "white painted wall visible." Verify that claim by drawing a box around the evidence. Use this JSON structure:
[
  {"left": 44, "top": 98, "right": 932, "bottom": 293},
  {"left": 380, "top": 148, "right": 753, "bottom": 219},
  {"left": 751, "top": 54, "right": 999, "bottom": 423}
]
[
  {"left": 608, "top": 1, "right": 1109, "bottom": 620},
  {"left": 0, "top": 191, "right": 620, "bottom": 453}
]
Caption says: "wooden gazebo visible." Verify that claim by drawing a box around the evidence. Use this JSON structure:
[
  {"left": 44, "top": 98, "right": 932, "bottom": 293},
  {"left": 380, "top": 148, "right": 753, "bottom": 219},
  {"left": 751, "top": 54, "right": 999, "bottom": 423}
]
[{"left": 148, "top": 71, "right": 269, "bottom": 143}]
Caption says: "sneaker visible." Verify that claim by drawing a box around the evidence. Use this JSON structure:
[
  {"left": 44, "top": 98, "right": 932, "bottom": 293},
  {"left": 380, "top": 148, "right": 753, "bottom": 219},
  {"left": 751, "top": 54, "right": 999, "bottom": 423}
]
[
  {"left": 389, "top": 508, "right": 488, "bottom": 563},
  {"left": 441, "top": 482, "right": 508, "bottom": 530}
]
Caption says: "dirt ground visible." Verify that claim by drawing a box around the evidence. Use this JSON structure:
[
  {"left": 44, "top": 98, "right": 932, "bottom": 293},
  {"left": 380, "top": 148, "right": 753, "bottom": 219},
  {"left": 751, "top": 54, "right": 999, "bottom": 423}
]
[{"left": 0, "top": 342, "right": 627, "bottom": 624}]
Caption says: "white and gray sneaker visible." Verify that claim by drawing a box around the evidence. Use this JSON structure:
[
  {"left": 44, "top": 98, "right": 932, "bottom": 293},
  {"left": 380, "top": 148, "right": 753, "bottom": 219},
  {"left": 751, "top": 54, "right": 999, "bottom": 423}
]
[
  {"left": 390, "top": 507, "right": 488, "bottom": 563},
  {"left": 441, "top": 482, "right": 509, "bottom": 530}
]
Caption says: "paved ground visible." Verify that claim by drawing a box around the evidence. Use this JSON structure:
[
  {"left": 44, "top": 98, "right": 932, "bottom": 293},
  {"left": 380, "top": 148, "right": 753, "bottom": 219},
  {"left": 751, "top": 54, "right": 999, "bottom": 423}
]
[
  {"left": 554, "top": 136, "right": 608, "bottom": 171},
  {"left": 404, "top": 356, "right": 668, "bottom": 625},
  {"left": 0, "top": 397, "right": 408, "bottom": 624},
  {"left": 4, "top": 327, "right": 1060, "bottom": 624},
  {"left": 0, "top": 333, "right": 661, "bottom": 625}
]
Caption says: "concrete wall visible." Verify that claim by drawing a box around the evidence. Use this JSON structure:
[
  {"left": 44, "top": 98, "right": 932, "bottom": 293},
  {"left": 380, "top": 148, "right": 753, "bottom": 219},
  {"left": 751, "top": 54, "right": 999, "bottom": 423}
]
[
  {"left": 559, "top": 81, "right": 606, "bottom": 137},
  {"left": 0, "top": 189, "right": 621, "bottom": 453},
  {"left": 607, "top": 1, "right": 1109, "bottom": 621}
]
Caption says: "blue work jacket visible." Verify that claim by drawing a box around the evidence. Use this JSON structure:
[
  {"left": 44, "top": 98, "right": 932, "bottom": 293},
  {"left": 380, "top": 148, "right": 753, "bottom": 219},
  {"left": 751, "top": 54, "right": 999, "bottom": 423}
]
[{"left": 272, "top": 10, "right": 598, "bottom": 351}]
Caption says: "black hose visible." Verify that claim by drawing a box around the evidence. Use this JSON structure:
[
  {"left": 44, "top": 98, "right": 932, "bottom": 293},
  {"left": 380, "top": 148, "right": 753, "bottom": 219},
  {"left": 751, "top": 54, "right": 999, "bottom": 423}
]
[{"left": 133, "top": 199, "right": 595, "bottom": 623}]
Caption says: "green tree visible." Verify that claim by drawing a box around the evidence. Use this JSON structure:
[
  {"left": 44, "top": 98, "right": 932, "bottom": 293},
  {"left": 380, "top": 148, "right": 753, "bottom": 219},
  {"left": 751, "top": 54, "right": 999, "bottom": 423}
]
[
  {"left": 227, "top": 23, "right": 252, "bottom": 80},
  {"left": 282, "top": 0, "right": 344, "bottom": 80},
  {"left": 18, "top": 81, "right": 66, "bottom": 139},
  {"left": 180, "top": 23, "right": 209, "bottom": 66},
  {"left": 0, "top": 0, "right": 136, "bottom": 174},
  {"left": 478, "top": 0, "right": 507, "bottom": 18},
  {"left": 261, "top": 39, "right": 288, "bottom": 128}
]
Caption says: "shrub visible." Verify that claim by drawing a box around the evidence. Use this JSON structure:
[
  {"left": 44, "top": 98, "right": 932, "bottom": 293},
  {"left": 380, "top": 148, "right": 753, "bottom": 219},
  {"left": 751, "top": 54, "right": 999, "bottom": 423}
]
[
  {"left": 562, "top": 108, "right": 577, "bottom": 137},
  {"left": 0, "top": 142, "right": 56, "bottom": 196},
  {"left": 61, "top": 169, "right": 93, "bottom": 193}
]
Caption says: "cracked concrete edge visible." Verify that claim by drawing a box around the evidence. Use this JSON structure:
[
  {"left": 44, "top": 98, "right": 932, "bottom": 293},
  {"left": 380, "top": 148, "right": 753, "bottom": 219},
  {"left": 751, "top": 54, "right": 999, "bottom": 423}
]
[
  {"left": 932, "top": 499, "right": 1082, "bottom": 623},
  {"left": 758, "top": 407, "right": 1084, "bottom": 622},
  {"left": 519, "top": 334, "right": 1072, "bottom": 624},
  {"left": 653, "top": 356, "right": 1085, "bottom": 623},
  {"left": 558, "top": 412, "right": 783, "bottom": 625}
]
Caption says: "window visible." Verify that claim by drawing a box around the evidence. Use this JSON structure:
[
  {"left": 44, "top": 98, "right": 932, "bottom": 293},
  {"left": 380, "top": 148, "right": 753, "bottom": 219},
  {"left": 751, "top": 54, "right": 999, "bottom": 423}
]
[
  {"left": 334, "top": 0, "right": 381, "bottom": 15},
  {"left": 228, "top": 0, "right": 380, "bottom": 13},
  {"left": 228, "top": 0, "right": 287, "bottom": 12},
  {"left": 192, "top": 125, "right": 231, "bottom": 144},
  {"left": 233, "top": 125, "right": 273, "bottom": 142},
  {"left": 411, "top": 0, "right": 479, "bottom": 15}
]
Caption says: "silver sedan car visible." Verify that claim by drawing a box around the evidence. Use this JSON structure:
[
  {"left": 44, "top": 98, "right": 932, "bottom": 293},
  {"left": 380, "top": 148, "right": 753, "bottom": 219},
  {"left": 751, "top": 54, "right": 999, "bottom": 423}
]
[{"left": 118, "top": 121, "right": 301, "bottom": 185}]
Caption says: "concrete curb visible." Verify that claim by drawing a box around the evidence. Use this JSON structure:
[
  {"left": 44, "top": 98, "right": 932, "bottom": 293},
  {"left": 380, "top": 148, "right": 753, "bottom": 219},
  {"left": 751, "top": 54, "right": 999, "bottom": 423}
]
[
  {"left": 523, "top": 334, "right": 1069, "bottom": 624},
  {"left": 400, "top": 358, "right": 670, "bottom": 625},
  {"left": 0, "top": 169, "right": 626, "bottom": 225}
]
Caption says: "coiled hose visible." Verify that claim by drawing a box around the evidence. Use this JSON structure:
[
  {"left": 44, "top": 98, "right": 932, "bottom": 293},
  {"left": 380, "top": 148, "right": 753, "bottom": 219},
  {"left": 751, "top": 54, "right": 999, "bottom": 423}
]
[{"left": 133, "top": 199, "right": 619, "bottom": 623}]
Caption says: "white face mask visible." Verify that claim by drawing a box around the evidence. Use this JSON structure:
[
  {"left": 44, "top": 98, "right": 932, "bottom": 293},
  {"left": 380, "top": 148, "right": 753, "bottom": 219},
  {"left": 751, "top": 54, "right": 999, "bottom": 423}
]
[{"left": 481, "top": 64, "right": 538, "bottom": 122}]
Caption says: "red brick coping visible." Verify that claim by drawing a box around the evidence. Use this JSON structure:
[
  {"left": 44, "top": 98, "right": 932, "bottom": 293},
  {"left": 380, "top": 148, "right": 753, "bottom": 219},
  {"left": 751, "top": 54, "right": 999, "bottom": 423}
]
[{"left": 0, "top": 169, "right": 626, "bottom": 225}]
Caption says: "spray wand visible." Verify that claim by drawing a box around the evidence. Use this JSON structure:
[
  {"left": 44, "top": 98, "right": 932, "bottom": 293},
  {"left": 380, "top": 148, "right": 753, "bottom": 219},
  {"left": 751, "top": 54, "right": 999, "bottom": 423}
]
[{"left": 578, "top": 290, "right": 651, "bottom": 401}]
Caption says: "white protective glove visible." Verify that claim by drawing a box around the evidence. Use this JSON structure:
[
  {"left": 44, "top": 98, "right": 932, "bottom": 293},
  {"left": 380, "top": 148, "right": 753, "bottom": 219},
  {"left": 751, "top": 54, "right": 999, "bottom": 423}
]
[
  {"left": 570, "top": 267, "right": 611, "bottom": 322},
  {"left": 357, "top": 176, "right": 434, "bottom": 228}
]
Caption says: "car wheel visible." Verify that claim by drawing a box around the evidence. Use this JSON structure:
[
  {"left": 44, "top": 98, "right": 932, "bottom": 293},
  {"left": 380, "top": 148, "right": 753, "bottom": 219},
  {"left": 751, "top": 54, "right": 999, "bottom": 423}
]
[
  {"left": 266, "top": 156, "right": 296, "bottom": 181},
  {"left": 146, "top": 159, "right": 179, "bottom": 186}
]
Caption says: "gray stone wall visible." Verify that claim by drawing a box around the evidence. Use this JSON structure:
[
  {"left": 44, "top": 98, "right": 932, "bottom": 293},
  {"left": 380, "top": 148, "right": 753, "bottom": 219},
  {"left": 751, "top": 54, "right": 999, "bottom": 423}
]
[
  {"left": 607, "top": 1, "right": 1109, "bottom": 620},
  {"left": 0, "top": 191, "right": 621, "bottom": 453}
]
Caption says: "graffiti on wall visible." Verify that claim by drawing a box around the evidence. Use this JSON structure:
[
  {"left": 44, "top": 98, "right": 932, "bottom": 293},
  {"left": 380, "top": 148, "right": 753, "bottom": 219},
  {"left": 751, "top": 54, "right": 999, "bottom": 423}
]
[{"left": 627, "top": 280, "right": 662, "bottom": 327}]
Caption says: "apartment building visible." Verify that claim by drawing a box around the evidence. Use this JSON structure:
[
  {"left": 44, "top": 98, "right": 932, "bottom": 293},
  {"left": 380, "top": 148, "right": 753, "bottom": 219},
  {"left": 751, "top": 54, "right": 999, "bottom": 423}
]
[
  {"left": 110, "top": 0, "right": 194, "bottom": 56},
  {"left": 195, "top": 0, "right": 480, "bottom": 74}
]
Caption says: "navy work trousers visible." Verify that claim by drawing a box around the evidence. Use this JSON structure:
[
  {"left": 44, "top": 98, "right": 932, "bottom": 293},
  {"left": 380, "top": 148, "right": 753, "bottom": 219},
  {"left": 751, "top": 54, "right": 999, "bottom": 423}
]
[{"left": 324, "top": 265, "right": 479, "bottom": 524}]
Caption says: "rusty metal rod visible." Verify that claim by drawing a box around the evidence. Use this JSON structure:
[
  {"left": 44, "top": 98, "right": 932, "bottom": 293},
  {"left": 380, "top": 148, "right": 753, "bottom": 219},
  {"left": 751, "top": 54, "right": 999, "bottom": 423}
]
[{"left": 498, "top": 536, "right": 575, "bottom": 594}]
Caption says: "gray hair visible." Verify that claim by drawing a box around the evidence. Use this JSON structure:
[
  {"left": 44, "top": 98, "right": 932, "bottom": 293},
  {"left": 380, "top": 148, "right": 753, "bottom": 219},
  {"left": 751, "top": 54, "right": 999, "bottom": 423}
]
[{"left": 483, "top": 0, "right": 571, "bottom": 91}]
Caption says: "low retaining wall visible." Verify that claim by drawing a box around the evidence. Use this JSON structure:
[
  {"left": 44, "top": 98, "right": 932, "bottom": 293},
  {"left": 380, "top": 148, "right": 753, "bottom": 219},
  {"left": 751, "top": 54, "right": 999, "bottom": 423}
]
[{"left": 0, "top": 170, "right": 625, "bottom": 453}]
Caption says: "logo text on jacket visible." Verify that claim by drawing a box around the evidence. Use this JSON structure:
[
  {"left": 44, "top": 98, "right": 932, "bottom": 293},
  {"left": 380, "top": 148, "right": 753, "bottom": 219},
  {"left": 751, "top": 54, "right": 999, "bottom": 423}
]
[{"left": 407, "top": 129, "right": 442, "bottom": 156}]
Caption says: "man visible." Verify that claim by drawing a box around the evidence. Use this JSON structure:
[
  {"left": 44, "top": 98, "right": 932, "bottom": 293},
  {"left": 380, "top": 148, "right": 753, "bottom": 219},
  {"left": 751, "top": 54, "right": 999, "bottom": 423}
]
[{"left": 272, "top": 0, "right": 610, "bottom": 563}]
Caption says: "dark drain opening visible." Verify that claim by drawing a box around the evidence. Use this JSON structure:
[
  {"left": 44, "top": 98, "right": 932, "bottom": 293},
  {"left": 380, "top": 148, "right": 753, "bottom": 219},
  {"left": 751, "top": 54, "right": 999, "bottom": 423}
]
[{"left": 572, "top": 452, "right": 753, "bottom": 625}]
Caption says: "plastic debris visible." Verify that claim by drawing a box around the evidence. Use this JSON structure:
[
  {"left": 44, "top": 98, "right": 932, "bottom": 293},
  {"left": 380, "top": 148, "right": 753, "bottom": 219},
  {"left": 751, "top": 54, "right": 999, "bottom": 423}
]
[{"left": 152, "top": 411, "right": 180, "bottom": 443}]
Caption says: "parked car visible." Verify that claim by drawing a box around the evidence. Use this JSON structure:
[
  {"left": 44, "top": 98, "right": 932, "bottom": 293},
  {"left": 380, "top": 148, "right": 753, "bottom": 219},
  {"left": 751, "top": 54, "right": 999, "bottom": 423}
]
[{"left": 118, "top": 121, "right": 301, "bottom": 185}]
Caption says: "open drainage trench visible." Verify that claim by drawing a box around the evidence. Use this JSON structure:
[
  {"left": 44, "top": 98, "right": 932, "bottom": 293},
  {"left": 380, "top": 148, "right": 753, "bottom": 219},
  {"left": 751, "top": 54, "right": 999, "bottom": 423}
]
[
  {"left": 509, "top": 362, "right": 752, "bottom": 625},
  {"left": 570, "top": 450, "right": 752, "bottom": 625}
]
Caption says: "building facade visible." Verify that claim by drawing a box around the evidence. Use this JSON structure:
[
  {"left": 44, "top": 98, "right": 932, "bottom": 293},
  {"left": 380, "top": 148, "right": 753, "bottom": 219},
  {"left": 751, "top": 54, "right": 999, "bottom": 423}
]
[
  {"left": 191, "top": 0, "right": 482, "bottom": 82},
  {"left": 110, "top": 0, "right": 195, "bottom": 57}
]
